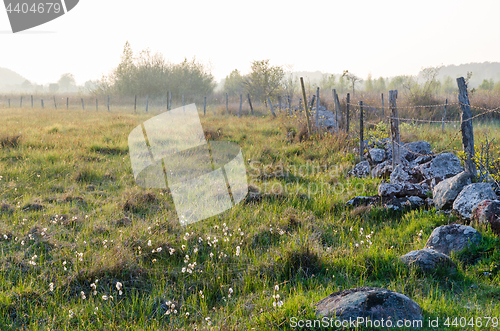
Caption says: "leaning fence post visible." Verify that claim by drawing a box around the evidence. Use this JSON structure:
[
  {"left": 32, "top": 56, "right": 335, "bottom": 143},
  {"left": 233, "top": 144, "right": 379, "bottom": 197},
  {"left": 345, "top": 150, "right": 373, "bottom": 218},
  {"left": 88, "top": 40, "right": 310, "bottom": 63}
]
[
  {"left": 441, "top": 98, "right": 447, "bottom": 132},
  {"left": 268, "top": 97, "right": 276, "bottom": 117},
  {"left": 300, "top": 77, "right": 312, "bottom": 135},
  {"left": 389, "top": 90, "right": 400, "bottom": 167},
  {"left": 203, "top": 96, "right": 207, "bottom": 116},
  {"left": 359, "top": 101, "right": 364, "bottom": 161},
  {"left": 334, "top": 90, "right": 341, "bottom": 131},
  {"left": 457, "top": 77, "right": 476, "bottom": 176},
  {"left": 247, "top": 94, "right": 255, "bottom": 116},
  {"left": 239, "top": 94, "right": 242, "bottom": 118}
]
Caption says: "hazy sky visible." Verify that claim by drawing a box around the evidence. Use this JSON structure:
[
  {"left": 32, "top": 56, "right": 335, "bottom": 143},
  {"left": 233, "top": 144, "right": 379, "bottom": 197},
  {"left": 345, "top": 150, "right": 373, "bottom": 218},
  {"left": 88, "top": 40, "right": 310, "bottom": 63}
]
[{"left": 1, "top": 0, "right": 499, "bottom": 85}]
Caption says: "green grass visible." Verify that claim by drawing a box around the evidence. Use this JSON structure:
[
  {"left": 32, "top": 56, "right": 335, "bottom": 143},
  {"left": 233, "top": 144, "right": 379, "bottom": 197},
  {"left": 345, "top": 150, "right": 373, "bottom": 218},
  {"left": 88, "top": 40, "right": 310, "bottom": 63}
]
[{"left": 0, "top": 107, "right": 500, "bottom": 330}]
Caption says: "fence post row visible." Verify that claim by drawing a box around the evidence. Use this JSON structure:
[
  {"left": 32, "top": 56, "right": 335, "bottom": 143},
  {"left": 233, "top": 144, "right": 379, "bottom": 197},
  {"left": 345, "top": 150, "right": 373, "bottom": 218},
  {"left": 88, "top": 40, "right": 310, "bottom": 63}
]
[
  {"left": 300, "top": 77, "right": 312, "bottom": 135},
  {"left": 456, "top": 77, "right": 476, "bottom": 175},
  {"left": 359, "top": 101, "right": 364, "bottom": 161},
  {"left": 389, "top": 90, "right": 400, "bottom": 168}
]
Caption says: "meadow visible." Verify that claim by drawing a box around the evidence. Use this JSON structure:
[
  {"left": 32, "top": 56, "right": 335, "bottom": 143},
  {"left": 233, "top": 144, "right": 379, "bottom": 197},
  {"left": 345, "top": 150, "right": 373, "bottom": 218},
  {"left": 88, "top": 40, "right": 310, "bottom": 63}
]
[{"left": 0, "top": 104, "right": 500, "bottom": 330}]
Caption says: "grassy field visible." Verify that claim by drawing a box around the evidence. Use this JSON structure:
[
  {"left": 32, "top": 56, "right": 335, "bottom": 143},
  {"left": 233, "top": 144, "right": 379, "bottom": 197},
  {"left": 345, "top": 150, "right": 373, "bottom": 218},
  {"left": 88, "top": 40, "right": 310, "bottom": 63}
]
[{"left": 1, "top": 106, "right": 500, "bottom": 330}]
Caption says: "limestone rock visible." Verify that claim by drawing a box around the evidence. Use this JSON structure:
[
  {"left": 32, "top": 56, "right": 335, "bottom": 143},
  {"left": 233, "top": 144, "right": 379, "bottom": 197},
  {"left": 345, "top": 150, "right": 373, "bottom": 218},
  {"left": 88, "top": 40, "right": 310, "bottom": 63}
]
[
  {"left": 432, "top": 171, "right": 472, "bottom": 210},
  {"left": 349, "top": 161, "right": 370, "bottom": 178},
  {"left": 378, "top": 183, "right": 429, "bottom": 198},
  {"left": 400, "top": 248, "right": 456, "bottom": 274},
  {"left": 416, "top": 153, "right": 463, "bottom": 181},
  {"left": 315, "top": 287, "right": 423, "bottom": 327},
  {"left": 452, "top": 182, "right": 497, "bottom": 219},
  {"left": 369, "top": 148, "right": 386, "bottom": 163},
  {"left": 424, "top": 224, "right": 482, "bottom": 256},
  {"left": 471, "top": 199, "right": 500, "bottom": 235}
]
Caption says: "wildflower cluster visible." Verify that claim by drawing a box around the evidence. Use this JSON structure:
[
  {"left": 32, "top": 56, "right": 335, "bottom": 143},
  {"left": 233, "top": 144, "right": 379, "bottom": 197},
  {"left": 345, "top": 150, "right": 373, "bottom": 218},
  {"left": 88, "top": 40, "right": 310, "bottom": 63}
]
[{"left": 272, "top": 284, "right": 284, "bottom": 308}]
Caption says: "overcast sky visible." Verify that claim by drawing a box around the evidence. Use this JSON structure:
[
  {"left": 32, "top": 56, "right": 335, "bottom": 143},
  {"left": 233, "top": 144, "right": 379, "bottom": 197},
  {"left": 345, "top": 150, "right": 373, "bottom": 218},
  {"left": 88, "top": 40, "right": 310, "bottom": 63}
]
[{"left": 1, "top": 0, "right": 499, "bottom": 85}]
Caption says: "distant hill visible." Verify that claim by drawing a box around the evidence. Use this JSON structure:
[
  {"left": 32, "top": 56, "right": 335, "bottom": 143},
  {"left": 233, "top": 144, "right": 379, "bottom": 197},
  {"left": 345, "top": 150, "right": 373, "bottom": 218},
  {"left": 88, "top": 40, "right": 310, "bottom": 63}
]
[
  {"left": 0, "top": 67, "right": 27, "bottom": 88},
  {"left": 418, "top": 62, "right": 500, "bottom": 88}
]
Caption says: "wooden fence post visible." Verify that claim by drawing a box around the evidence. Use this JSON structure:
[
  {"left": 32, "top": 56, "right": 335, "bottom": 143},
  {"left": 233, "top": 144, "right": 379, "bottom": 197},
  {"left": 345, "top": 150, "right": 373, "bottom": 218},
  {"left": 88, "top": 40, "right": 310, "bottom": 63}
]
[
  {"left": 389, "top": 90, "right": 400, "bottom": 167},
  {"left": 54, "top": 96, "right": 57, "bottom": 109},
  {"left": 81, "top": 98, "right": 84, "bottom": 110},
  {"left": 300, "top": 77, "right": 312, "bottom": 135},
  {"left": 239, "top": 94, "right": 242, "bottom": 118},
  {"left": 268, "top": 97, "right": 276, "bottom": 117},
  {"left": 226, "top": 93, "right": 229, "bottom": 115},
  {"left": 315, "top": 87, "right": 320, "bottom": 127},
  {"left": 66, "top": 97, "right": 69, "bottom": 109},
  {"left": 359, "top": 101, "right": 364, "bottom": 161},
  {"left": 168, "top": 91, "right": 172, "bottom": 110},
  {"left": 134, "top": 95, "right": 137, "bottom": 111},
  {"left": 247, "top": 94, "right": 254, "bottom": 116},
  {"left": 41, "top": 99, "right": 43, "bottom": 108},
  {"left": 333, "top": 89, "right": 341, "bottom": 131},
  {"left": 203, "top": 96, "right": 207, "bottom": 116},
  {"left": 146, "top": 95, "right": 149, "bottom": 112},
  {"left": 381, "top": 93, "right": 384, "bottom": 118},
  {"left": 441, "top": 98, "right": 447, "bottom": 132},
  {"left": 182, "top": 94, "right": 185, "bottom": 107},
  {"left": 346, "top": 93, "right": 350, "bottom": 133},
  {"left": 457, "top": 77, "right": 476, "bottom": 175}
]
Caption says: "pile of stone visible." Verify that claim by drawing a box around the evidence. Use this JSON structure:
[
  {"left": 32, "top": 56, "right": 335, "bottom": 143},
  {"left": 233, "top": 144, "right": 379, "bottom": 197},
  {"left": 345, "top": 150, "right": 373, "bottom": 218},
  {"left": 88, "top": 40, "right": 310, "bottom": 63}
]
[{"left": 347, "top": 139, "right": 500, "bottom": 233}]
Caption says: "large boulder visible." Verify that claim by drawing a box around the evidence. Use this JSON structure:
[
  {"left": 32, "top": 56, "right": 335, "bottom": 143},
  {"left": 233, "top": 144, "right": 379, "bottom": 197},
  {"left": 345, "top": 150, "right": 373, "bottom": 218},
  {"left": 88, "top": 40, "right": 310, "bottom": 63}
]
[
  {"left": 471, "top": 200, "right": 500, "bottom": 235},
  {"left": 452, "top": 183, "right": 497, "bottom": 219},
  {"left": 378, "top": 183, "right": 429, "bottom": 198},
  {"left": 349, "top": 161, "right": 370, "bottom": 178},
  {"left": 315, "top": 287, "right": 423, "bottom": 327},
  {"left": 400, "top": 248, "right": 456, "bottom": 274},
  {"left": 424, "top": 224, "right": 482, "bottom": 256},
  {"left": 416, "top": 153, "right": 463, "bottom": 181},
  {"left": 369, "top": 148, "right": 386, "bottom": 163},
  {"left": 432, "top": 172, "right": 472, "bottom": 210}
]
